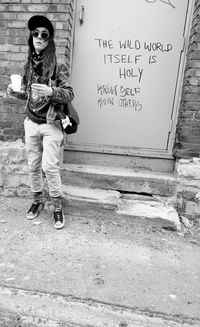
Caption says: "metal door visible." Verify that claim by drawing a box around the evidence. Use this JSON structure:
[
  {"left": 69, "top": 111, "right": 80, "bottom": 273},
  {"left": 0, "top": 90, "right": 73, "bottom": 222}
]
[{"left": 69, "top": 0, "right": 191, "bottom": 155}]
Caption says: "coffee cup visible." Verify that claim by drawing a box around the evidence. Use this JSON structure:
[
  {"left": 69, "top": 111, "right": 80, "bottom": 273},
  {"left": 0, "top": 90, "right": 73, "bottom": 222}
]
[{"left": 10, "top": 74, "right": 22, "bottom": 92}]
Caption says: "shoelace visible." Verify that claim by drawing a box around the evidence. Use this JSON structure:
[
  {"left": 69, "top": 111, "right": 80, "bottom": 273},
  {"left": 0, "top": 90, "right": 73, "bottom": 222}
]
[{"left": 54, "top": 210, "right": 63, "bottom": 223}]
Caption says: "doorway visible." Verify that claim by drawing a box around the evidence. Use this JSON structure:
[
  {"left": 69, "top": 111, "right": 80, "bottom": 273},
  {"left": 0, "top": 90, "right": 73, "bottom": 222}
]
[{"left": 66, "top": 0, "right": 193, "bottom": 171}]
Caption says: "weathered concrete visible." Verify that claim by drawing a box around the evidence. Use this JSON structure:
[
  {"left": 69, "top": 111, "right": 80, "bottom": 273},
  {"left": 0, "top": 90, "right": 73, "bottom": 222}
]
[
  {"left": 62, "top": 185, "right": 181, "bottom": 230},
  {"left": 117, "top": 197, "right": 181, "bottom": 231},
  {"left": 63, "top": 148, "right": 175, "bottom": 172},
  {"left": 61, "top": 163, "right": 177, "bottom": 196},
  {"left": 0, "top": 140, "right": 29, "bottom": 197},
  {"left": 0, "top": 139, "right": 26, "bottom": 164},
  {"left": 0, "top": 139, "right": 180, "bottom": 229},
  {"left": 1, "top": 141, "right": 200, "bottom": 227},
  {"left": 0, "top": 286, "right": 199, "bottom": 327},
  {"left": 176, "top": 158, "right": 200, "bottom": 220},
  {"left": 0, "top": 197, "right": 200, "bottom": 326}
]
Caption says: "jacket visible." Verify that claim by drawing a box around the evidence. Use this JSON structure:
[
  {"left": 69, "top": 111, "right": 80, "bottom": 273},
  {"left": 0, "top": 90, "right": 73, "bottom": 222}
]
[{"left": 17, "top": 62, "right": 74, "bottom": 125}]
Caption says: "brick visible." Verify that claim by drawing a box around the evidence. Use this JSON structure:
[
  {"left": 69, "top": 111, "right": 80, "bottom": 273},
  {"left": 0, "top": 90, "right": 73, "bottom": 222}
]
[
  {"left": 0, "top": 5, "right": 8, "bottom": 11},
  {"left": 55, "top": 22, "right": 64, "bottom": 29},
  {"left": 0, "top": 122, "right": 13, "bottom": 128},
  {"left": 49, "top": 5, "right": 57, "bottom": 12},
  {"left": 30, "top": 0, "right": 43, "bottom": 3},
  {"left": 181, "top": 93, "right": 200, "bottom": 101},
  {"left": 178, "top": 126, "right": 200, "bottom": 136},
  {"left": 179, "top": 101, "right": 200, "bottom": 110},
  {"left": 183, "top": 85, "right": 199, "bottom": 94},
  {"left": 179, "top": 135, "right": 200, "bottom": 143},
  {"left": 0, "top": 107, "right": 12, "bottom": 114},
  {"left": 173, "top": 146, "right": 200, "bottom": 158},
  {"left": 178, "top": 111, "right": 194, "bottom": 119},
  {"left": 183, "top": 77, "right": 199, "bottom": 86},
  {"left": 7, "top": 21, "right": 26, "bottom": 28},
  {"left": 3, "top": 128, "right": 15, "bottom": 135},
  {"left": 0, "top": 61, "right": 22, "bottom": 69},
  {"left": 178, "top": 190, "right": 196, "bottom": 201},
  {"left": 177, "top": 119, "right": 200, "bottom": 128},
  {"left": 184, "top": 68, "right": 198, "bottom": 77},
  {"left": 8, "top": 5, "right": 27, "bottom": 12},
  {"left": 50, "top": 13, "right": 71, "bottom": 21},
  {"left": 4, "top": 135, "right": 15, "bottom": 141},
  {"left": 188, "top": 42, "right": 200, "bottom": 51},
  {"left": 0, "top": 12, "right": 18, "bottom": 20},
  {"left": 195, "top": 69, "right": 200, "bottom": 76},
  {"left": 16, "top": 13, "right": 34, "bottom": 21},
  {"left": 194, "top": 112, "right": 200, "bottom": 119},
  {"left": 55, "top": 4, "right": 71, "bottom": 12},
  {"left": 13, "top": 115, "right": 26, "bottom": 123},
  {"left": 0, "top": 135, "right": 5, "bottom": 141},
  {"left": 185, "top": 60, "right": 200, "bottom": 69},
  {"left": 14, "top": 128, "right": 24, "bottom": 136},
  {"left": 27, "top": 4, "right": 49, "bottom": 12}
]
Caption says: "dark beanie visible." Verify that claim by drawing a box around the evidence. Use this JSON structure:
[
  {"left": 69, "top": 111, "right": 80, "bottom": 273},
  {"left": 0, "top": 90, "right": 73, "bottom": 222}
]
[{"left": 28, "top": 15, "right": 54, "bottom": 36}]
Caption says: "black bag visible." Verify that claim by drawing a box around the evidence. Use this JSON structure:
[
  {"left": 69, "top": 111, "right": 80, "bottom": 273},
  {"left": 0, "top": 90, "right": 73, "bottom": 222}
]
[{"left": 57, "top": 102, "right": 80, "bottom": 134}]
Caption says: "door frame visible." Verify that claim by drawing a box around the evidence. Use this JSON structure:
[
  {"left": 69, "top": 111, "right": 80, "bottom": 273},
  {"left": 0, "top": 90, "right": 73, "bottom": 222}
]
[{"left": 67, "top": 0, "right": 194, "bottom": 160}]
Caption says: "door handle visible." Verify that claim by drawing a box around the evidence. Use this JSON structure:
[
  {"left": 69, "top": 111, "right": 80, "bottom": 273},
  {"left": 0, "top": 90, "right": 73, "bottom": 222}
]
[{"left": 79, "top": 5, "right": 84, "bottom": 25}]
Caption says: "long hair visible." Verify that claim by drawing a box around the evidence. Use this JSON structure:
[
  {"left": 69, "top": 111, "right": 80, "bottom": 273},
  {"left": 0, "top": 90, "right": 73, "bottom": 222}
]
[{"left": 23, "top": 33, "right": 56, "bottom": 91}]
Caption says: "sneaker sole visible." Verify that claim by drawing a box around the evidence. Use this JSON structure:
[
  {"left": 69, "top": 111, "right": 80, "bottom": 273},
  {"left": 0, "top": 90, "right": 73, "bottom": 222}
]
[{"left": 54, "top": 216, "right": 65, "bottom": 230}]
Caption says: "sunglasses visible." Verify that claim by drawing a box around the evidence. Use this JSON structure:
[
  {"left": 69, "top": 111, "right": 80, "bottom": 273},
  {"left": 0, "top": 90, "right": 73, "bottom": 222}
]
[{"left": 32, "top": 30, "right": 50, "bottom": 41}]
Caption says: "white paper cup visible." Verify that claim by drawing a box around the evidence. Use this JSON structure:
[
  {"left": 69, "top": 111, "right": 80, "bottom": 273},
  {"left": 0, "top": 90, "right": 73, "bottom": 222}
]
[{"left": 10, "top": 74, "right": 22, "bottom": 92}]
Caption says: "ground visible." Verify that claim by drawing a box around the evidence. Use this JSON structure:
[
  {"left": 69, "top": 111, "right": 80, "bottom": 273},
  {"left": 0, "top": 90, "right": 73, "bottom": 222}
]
[{"left": 0, "top": 196, "right": 200, "bottom": 326}]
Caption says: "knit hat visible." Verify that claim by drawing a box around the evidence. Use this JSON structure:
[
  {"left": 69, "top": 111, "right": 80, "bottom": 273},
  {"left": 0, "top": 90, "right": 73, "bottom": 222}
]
[{"left": 28, "top": 15, "right": 54, "bottom": 36}]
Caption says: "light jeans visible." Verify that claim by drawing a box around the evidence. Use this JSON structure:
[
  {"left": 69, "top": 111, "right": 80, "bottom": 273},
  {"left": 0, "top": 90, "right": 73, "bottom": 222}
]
[{"left": 24, "top": 117, "right": 64, "bottom": 198}]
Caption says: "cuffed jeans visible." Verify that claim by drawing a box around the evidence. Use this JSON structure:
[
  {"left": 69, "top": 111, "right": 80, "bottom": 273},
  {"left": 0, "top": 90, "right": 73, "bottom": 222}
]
[{"left": 24, "top": 117, "right": 64, "bottom": 198}]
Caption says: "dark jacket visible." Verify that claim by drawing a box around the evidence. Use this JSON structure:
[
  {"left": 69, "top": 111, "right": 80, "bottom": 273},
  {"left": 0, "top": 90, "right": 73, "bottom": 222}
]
[{"left": 16, "top": 62, "right": 74, "bottom": 124}]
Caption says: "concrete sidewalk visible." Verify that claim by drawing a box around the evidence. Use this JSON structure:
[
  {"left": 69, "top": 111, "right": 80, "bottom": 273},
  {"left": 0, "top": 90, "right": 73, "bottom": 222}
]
[{"left": 0, "top": 196, "right": 200, "bottom": 326}]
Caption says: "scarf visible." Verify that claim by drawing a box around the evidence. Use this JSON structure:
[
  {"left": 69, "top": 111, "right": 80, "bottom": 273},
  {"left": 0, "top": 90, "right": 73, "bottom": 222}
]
[{"left": 27, "top": 52, "right": 57, "bottom": 124}]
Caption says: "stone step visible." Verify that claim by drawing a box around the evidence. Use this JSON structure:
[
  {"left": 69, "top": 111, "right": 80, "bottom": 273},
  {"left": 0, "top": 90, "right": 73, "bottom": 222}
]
[
  {"left": 63, "top": 148, "right": 175, "bottom": 172},
  {"left": 61, "top": 164, "right": 177, "bottom": 197},
  {"left": 62, "top": 185, "right": 181, "bottom": 231},
  {"left": 62, "top": 184, "right": 119, "bottom": 211}
]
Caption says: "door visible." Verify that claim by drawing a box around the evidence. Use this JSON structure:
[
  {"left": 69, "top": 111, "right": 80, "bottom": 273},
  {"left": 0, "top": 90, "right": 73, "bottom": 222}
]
[{"left": 69, "top": 0, "right": 191, "bottom": 155}]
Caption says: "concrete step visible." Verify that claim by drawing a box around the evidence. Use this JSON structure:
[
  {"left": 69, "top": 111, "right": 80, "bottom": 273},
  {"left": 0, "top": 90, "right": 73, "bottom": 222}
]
[
  {"left": 61, "top": 164, "right": 177, "bottom": 197},
  {"left": 62, "top": 185, "right": 181, "bottom": 231},
  {"left": 63, "top": 148, "right": 175, "bottom": 172}
]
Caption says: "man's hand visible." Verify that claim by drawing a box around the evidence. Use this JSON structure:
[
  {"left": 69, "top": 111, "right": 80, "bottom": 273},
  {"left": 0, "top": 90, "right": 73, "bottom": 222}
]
[
  {"left": 6, "top": 83, "right": 25, "bottom": 98},
  {"left": 31, "top": 83, "right": 53, "bottom": 97},
  {"left": 7, "top": 84, "right": 15, "bottom": 95}
]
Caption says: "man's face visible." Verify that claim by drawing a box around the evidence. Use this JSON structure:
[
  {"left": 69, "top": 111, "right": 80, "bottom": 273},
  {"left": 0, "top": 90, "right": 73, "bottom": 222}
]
[{"left": 32, "top": 27, "right": 50, "bottom": 54}]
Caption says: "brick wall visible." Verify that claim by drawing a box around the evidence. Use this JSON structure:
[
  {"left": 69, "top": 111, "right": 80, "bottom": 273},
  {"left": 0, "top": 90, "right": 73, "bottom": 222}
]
[
  {"left": 173, "top": 0, "right": 200, "bottom": 158},
  {"left": 0, "top": 0, "right": 74, "bottom": 141}
]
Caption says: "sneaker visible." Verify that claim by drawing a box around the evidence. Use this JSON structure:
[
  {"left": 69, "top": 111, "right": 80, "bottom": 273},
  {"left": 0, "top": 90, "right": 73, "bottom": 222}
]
[
  {"left": 53, "top": 209, "right": 65, "bottom": 229},
  {"left": 26, "top": 202, "right": 44, "bottom": 220}
]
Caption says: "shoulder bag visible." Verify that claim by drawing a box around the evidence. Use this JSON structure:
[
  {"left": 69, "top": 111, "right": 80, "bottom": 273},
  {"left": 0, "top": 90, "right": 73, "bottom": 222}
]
[{"left": 56, "top": 102, "right": 80, "bottom": 134}]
